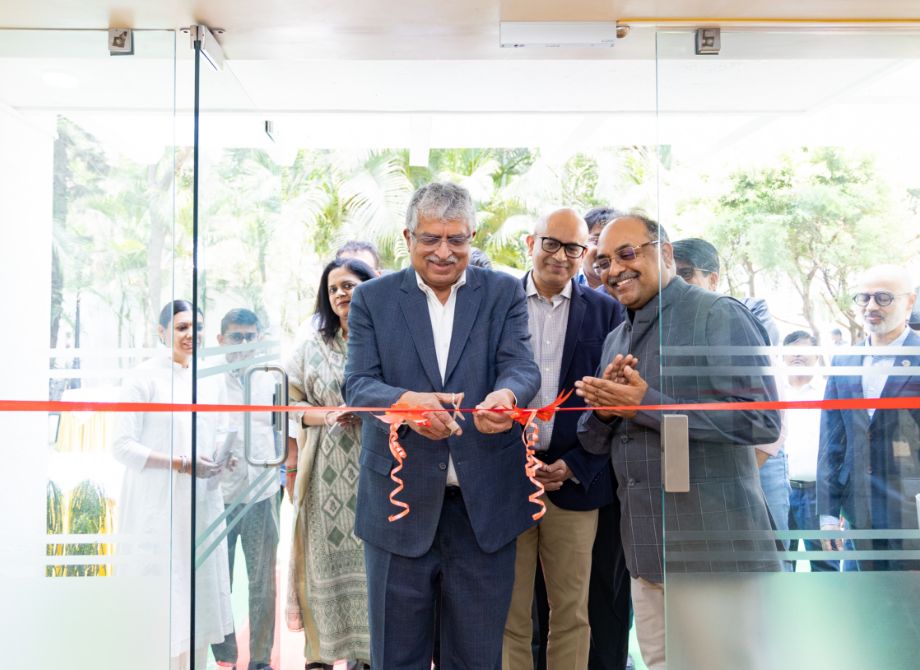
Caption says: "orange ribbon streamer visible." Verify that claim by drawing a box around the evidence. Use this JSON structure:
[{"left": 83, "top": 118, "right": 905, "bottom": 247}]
[
  {"left": 376, "top": 402, "right": 432, "bottom": 523},
  {"left": 509, "top": 390, "right": 574, "bottom": 521}
]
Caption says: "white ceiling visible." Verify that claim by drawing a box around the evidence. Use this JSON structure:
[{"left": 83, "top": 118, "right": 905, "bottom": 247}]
[{"left": 2, "top": 1, "right": 920, "bottom": 163}]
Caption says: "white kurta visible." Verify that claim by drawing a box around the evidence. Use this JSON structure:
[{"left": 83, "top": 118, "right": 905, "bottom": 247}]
[{"left": 111, "top": 356, "right": 233, "bottom": 658}]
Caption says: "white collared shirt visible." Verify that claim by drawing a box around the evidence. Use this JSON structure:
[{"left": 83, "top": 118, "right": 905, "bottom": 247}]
[
  {"left": 416, "top": 270, "right": 467, "bottom": 487},
  {"left": 862, "top": 326, "right": 911, "bottom": 418},
  {"left": 783, "top": 377, "right": 826, "bottom": 482}
]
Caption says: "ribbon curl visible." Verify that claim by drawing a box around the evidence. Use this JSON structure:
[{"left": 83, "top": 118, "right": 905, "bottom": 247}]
[
  {"left": 509, "top": 390, "right": 574, "bottom": 521},
  {"left": 375, "top": 402, "right": 436, "bottom": 522}
]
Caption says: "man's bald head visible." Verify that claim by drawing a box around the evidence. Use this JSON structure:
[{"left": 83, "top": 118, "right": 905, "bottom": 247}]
[
  {"left": 857, "top": 264, "right": 914, "bottom": 295},
  {"left": 533, "top": 208, "right": 588, "bottom": 237},
  {"left": 527, "top": 208, "right": 589, "bottom": 298}
]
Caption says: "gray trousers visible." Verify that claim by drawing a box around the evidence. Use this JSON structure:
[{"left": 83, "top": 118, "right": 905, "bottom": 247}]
[{"left": 212, "top": 492, "right": 281, "bottom": 669}]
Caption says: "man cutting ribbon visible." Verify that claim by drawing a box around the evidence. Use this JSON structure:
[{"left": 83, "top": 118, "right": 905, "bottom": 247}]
[{"left": 344, "top": 182, "right": 541, "bottom": 669}]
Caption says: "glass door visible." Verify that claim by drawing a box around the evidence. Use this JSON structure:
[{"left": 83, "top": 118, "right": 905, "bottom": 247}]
[
  {"left": 0, "top": 29, "right": 184, "bottom": 669},
  {"left": 655, "top": 27, "right": 920, "bottom": 670},
  {"left": 188, "top": 26, "right": 292, "bottom": 670}
]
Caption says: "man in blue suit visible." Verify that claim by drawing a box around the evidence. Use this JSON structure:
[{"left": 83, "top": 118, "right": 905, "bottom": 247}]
[
  {"left": 345, "top": 182, "right": 541, "bottom": 669},
  {"left": 502, "top": 208, "right": 627, "bottom": 669},
  {"left": 818, "top": 264, "right": 920, "bottom": 571}
]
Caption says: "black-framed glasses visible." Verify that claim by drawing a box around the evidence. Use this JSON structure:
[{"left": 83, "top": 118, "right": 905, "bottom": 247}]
[
  {"left": 852, "top": 291, "right": 908, "bottom": 307},
  {"left": 225, "top": 331, "right": 259, "bottom": 344},
  {"left": 592, "top": 240, "right": 660, "bottom": 274},
  {"left": 539, "top": 236, "right": 588, "bottom": 259},
  {"left": 676, "top": 266, "right": 713, "bottom": 281},
  {"left": 411, "top": 232, "right": 472, "bottom": 249}
]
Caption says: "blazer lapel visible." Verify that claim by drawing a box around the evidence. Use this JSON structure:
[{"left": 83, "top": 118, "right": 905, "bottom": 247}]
[
  {"left": 445, "top": 269, "right": 482, "bottom": 384},
  {"left": 399, "top": 269, "right": 443, "bottom": 391},
  {"left": 559, "top": 280, "right": 585, "bottom": 392},
  {"left": 877, "top": 331, "right": 920, "bottom": 407}
]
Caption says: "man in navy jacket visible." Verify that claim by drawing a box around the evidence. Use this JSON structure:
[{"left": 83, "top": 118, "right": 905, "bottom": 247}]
[
  {"left": 345, "top": 182, "right": 541, "bottom": 669},
  {"left": 503, "top": 209, "right": 628, "bottom": 669},
  {"left": 818, "top": 264, "right": 920, "bottom": 571}
]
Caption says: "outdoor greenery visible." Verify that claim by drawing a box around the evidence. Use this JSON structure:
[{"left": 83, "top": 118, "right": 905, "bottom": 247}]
[{"left": 51, "top": 116, "right": 919, "bottom": 355}]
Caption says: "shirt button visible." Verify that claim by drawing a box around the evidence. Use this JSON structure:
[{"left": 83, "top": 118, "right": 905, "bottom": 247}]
[
  {"left": 621, "top": 435, "right": 630, "bottom": 444},
  {"left": 438, "top": 462, "right": 447, "bottom": 471},
  {"left": 628, "top": 478, "right": 637, "bottom": 487}
]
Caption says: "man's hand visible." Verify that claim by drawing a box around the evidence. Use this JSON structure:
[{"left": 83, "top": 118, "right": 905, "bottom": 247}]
[
  {"left": 820, "top": 519, "right": 845, "bottom": 552},
  {"left": 397, "top": 391, "right": 464, "bottom": 440},
  {"left": 534, "top": 458, "right": 572, "bottom": 492},
  {"left": 474, "top": 389, "right": 516, "bottom": 435},
  {"left": 575, "top": 364, "right": 648, "bottom": 420},
  {"left": 602, "top": 354, "right": 639, "bottom": 384}
]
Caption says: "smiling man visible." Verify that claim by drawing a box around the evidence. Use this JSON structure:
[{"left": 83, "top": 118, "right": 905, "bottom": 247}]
[
  {"left": 502, "top": 209, "right": 627, "bottom": 670},
  {"left": 345, "top": 182, "right": 541, "bottom": 669},
  {"left": 817, "top": 264, "right": 920, "bottom": 571},
  {"left": 574, "top": 213, "right": 781, "bottom": 670}
]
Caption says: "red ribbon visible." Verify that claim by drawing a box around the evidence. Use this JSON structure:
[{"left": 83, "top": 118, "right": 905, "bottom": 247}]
[
  {"left": 12, "top": 392, "right": 919, "bottom": 525},
  {"left": 8, "top": 395, "right": 919, "bottom": 415}
]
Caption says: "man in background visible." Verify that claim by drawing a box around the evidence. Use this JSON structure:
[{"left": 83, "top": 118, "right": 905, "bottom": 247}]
[
  {"left": 213, "top": 308, "right": 280, "bottom": 670},
  {"left": 672, "top": 237, "right": 790, "bottom": 559},
  {"left": 503, "top": 208, "right": 626, "bottom": 670},
  {"left": 818, "top": 264, "right": 920, "bottom": 571},
  {"left": 782, "top": 330, "right": 837, "bottom": 572},
  {"left": 336, "top": 240, "right": 383, "bottom": 275}
]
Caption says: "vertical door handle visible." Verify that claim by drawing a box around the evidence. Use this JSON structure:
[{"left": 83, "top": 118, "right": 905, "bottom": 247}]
[
  {"left": 662, "top": 414, "right": 690, "bottom": 493},
  {"left": 242, "top": 363, "right": 289, "bottom": 467}
]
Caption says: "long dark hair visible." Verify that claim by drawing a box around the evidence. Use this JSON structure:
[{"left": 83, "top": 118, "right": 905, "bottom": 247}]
[{"left": 315, "top": 258, "right": 375, "bottom": 344}]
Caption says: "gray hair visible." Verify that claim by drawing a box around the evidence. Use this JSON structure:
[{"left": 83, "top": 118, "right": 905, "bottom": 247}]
[{"left": 405, "top": 182, "right": 477, "bottom": 234}]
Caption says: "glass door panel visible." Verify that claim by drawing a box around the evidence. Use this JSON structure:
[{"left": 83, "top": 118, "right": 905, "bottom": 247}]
[
  {"left": 189, "top": 28, "right": 291, "bottom": 669},
  {"left": 656, "top": 28, "right": 920, "bottom": 670},
  {"left": 0, "top": 29, "right": 181, "bottom": 669}
]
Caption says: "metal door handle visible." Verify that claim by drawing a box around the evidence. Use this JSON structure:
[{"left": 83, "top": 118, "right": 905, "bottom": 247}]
[
  {"left": 242, "top": 363, "right": 289, "bottom": 467},
  {"left": 662, "top": 414, "right": 690, "bottom": 493}
]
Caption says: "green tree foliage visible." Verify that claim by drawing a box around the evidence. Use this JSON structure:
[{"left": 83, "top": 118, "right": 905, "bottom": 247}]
[{"left": 712, "top": 147, "right": 909, "bottom": 339}]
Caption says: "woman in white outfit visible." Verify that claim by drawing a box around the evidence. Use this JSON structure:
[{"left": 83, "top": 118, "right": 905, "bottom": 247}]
[{"left": 112, "top": 300, "right": 234, "bottom": 670}]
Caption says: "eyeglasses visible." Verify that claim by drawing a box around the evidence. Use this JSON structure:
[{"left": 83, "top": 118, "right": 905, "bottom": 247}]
[
  {"left": 225, "top": 331, "right": 259, "bottom": 344},
  {"left": 411, "top": 232, "right": 472, "bottom": 249},
  {"left": 852, "top": 291, "right": 909, "bottom": 307},
  {"left": 592, "top": 240, "right": 660, "bottom": 274},
  {"left": 539, "top": 236, "right": 588, "bottom": 259},
  {"left": 676, "top": 266, "right": 712, "bottom": 281}
]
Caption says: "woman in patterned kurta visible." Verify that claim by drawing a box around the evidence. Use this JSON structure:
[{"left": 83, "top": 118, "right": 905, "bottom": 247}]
[{"left": 285, "top": 258, "right": 376, "bottom": 669}]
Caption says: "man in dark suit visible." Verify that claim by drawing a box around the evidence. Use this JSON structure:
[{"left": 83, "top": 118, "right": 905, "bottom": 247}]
[
  {"left": 575, "top": 213, "right": 781, "bottom": 669},
  {"left": 818, "top": 264, "right": 920, "bottom": 571},
  {"left": 502, "top": 209, "right": 627, "bottom": 669},
  {"left": 345, "top": 182, "right": 541, "bottom": 669}
]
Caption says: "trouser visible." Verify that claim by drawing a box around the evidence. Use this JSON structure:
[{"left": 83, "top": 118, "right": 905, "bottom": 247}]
[
  {"left": 588, "top": 498, "right": 632, "bottom": 670},
  {"left": 630, "top": 577, "right": 665, "bottom": 670},
  {"left": 787, "top": 481, "right": 839, "bottom": 572},
  {"left": 759, "top": 451, "right": 792, "bottom": 569},
  {"left": 364, "top": 488, "right": 517, "bottom": 669},
  {"left": 503, "top": 497, "right": 598, "bottom": 670},
  {"left": 212, "top": 494, "right": 281, "bottom": 669}
]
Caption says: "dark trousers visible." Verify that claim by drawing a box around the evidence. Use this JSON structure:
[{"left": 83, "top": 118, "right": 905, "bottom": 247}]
[
  {"left": 364, "top": 490, "right": 517, "bottom": 670},
  {"left": 587, "top": 499, "right": 631, "bottom": 670},
  {"left": 787, "top": 482, "right": 839, "bottom": 573},
  {"left": 212, "top": 494, "right": 280, "bottom": 669}
]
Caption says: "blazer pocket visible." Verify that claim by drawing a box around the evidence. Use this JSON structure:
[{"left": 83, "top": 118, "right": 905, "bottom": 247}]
[{"left": 359, "top": 447, "right": 395, "bottom": 476}]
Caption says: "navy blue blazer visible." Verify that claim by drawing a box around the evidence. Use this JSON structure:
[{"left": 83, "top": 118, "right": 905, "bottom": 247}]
[
  {"left": 522, "top": 273, "right": 626, "bottom": 511},
  {"left": 817, "top": 330, "right": 920, "bottom": 535},
  {"left": 345, "top": 266, "right": 542, "bottom": 557}
]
